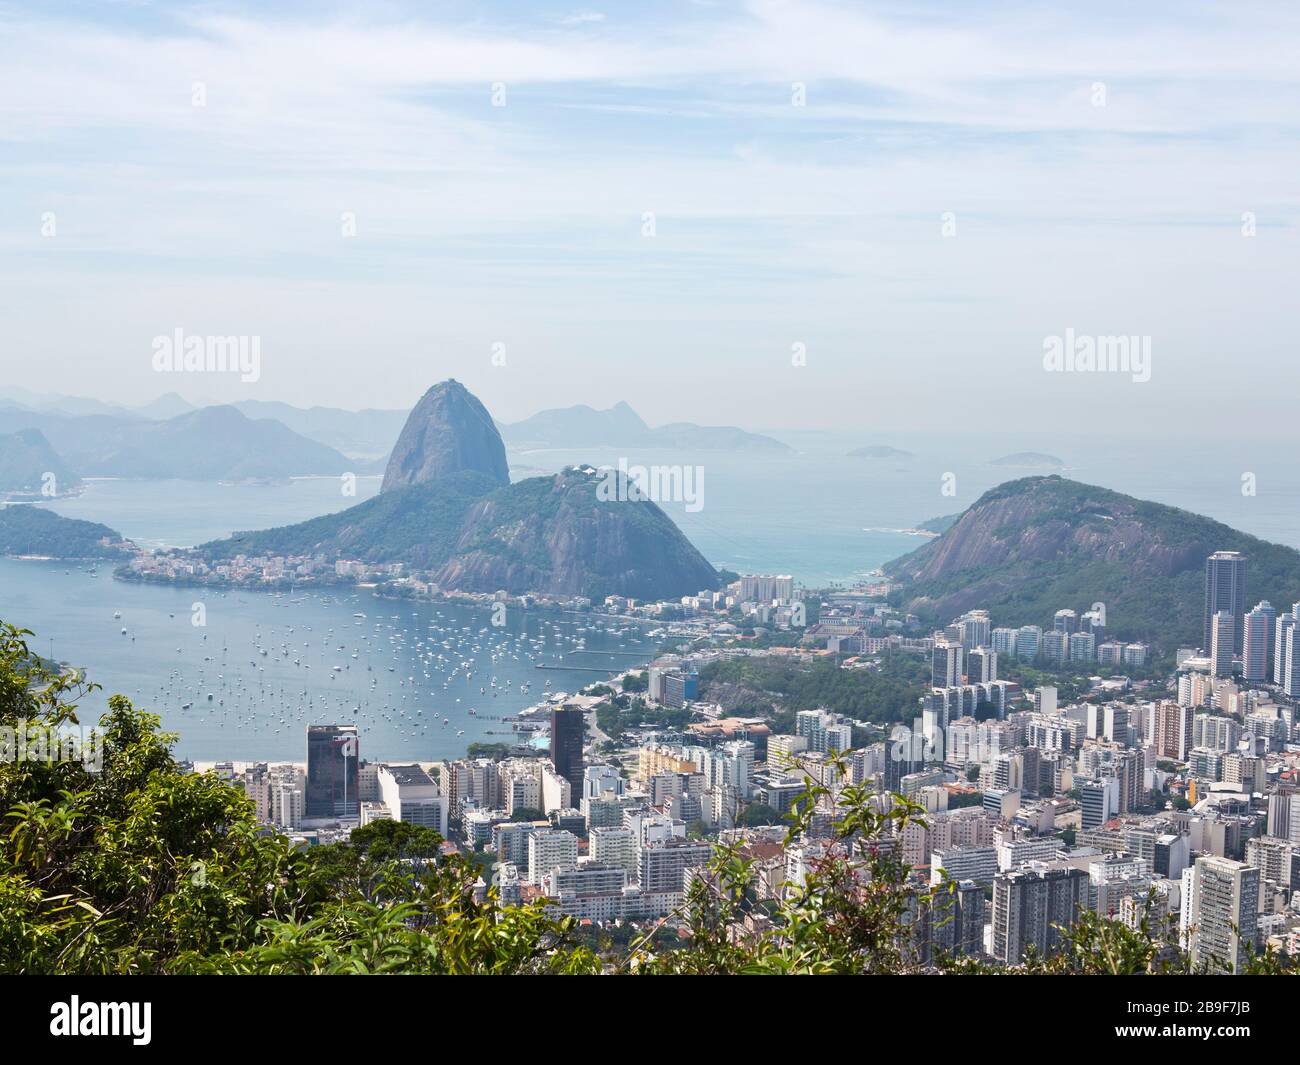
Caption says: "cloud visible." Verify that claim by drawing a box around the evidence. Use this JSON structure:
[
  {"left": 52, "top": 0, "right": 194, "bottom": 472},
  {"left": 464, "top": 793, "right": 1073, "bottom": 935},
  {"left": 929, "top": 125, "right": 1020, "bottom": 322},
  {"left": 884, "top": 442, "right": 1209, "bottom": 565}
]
[{"left": 0, "top": 1, "right": 1297, "bottom": 432}]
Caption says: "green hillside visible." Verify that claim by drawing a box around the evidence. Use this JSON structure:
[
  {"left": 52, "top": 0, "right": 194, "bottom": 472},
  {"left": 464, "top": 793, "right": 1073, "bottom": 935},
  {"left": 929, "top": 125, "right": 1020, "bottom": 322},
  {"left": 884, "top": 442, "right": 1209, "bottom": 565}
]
[{"left": 886, "top": 476, "right": 1300, "bottom": 647}]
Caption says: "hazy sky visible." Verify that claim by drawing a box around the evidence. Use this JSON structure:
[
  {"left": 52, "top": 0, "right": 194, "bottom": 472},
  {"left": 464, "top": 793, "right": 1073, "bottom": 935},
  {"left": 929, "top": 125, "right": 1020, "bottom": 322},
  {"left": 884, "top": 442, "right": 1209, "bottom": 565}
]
[{"left": 2, "top": 1, "right": 1296, "bottom": 433}]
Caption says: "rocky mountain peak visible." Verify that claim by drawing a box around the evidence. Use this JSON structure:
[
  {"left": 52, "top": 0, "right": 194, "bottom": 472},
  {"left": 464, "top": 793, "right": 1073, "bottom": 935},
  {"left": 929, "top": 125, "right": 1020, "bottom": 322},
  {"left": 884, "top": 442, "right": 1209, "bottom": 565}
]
[{"left": 381, "top": 379, "right": 510, "bottom": 493}]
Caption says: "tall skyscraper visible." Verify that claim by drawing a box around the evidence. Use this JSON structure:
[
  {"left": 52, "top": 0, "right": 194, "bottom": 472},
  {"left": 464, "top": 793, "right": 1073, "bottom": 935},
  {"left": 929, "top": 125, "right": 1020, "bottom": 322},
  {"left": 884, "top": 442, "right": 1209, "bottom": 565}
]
[
  {"left": 1203, "top": 550, "right": 1247, "bottom": 654},
  {"left": 305, "top": 724, "right": 359, "bottom": 819},
  {"left": 550, "top": 705, "right": 586, "bottom": 795},
  {"left": 1285, "top": 626, "right": 1300, "bottom": 699},
  {"left": 1242, "top": 601, "right": 1276, "bottom": 684},
  {"left": 1275, "top": 613, "right": 1296, "bottom": 686},
  {"left": 1183, "top": 855, "right": 1259, "bottom": 974},
  {"left": 1210, "top": 610, "right": 1236, "bottom": 677}
]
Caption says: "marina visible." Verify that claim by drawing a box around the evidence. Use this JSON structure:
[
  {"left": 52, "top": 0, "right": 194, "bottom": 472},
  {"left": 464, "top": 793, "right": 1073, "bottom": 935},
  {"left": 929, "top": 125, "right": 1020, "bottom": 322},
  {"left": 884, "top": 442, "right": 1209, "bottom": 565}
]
[{"left": 0, "top": 557, "right": 656, "bottom": 764}]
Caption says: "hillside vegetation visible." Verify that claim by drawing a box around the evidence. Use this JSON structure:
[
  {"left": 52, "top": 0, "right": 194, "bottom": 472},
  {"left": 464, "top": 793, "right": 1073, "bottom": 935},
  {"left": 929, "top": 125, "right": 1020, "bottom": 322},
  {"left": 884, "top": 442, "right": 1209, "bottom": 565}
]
[
  {"left": 887, "top": 477, "right": 1300, "bottom": 646},
  {"left": 0, "top": 621, "right": 1289, "bottom": 975}
]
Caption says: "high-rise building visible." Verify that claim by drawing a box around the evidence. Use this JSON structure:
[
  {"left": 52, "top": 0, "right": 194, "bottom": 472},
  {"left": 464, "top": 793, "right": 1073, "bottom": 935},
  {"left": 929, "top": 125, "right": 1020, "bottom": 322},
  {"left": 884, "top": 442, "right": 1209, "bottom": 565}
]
[
  {"left": 377, "top": 764, "right": 447, "bottom": 835},
  {"left": 1039, "top": 630, "right": 1068, "bottom": 666},
  {"left": 1210, "top": 610, "right": 1236, "bottom": 677},
  {"left": 992, "top": 866, "right": 1090, "bottom": 964},
  {"left": 958, "top": 610, "right": 992, "bottom": 650},
  {"left": 527, "top": 829, "right": 579, "bottom": 885},
  {"left": 932, "top": 640, "right": 963, "bottom": 688},
  {"left": 1242, "top": 601, "right": 1276, "bottom": 684},
  {"left": 966, "top": 647, "right": 997, "bottom": 684},
  {"left": 1203, "top": 550, "right": 1247, "bottom": 655},
  {"left": 794, "top": 710, "right": 853, "bottom": 756},
  {"left": 738, "top": 574, "right": 795, "bottom": 602},
  {"left": 305, "top": 724, "right": 359, "bottom": 819},
  {"left": 1194, "top": 713, "right": 1241, "bottom": 752},
  {"left": 638, "top": 839, "right": 713, "bottom": 895},
  {"left": 1275, "top": 614, "right": 1296, "bottom": 686},
  {"left": 1053, "top": 608, "right": 1078, "bottom": 634},
  {"left": 1122, "top": 643, "right": 1149, "bottom": 667},
  {"left": 1067, "top": 631, "right": 1096, "bottom": 662},
  {"left": 1015, "top": 625, "right": 1042, "bottom": 661},
  {"left": 1245, "top": 836, "right": 1299, "bottom": 890},
  {"left": 1285, "top": 626, "right": 1300, "bottom": 699},
  {"left": 661, "top": 671, "right": 699, "bottom": 708},
  {"left": 550, "top": 705, "right": 586, "bottom": 795},
  {"left": 1183, "top": 855, "right": 1259, "bottom": 974},
  {"left": 589, "top": 826, "right": 639, "bottom": 879},
  {"left": 1154, "top": 700, "right": 1194, "bottom": 762},
  {"left": 1267, "top": 789, "right": 1300, "bottom": 844},
  {"left": 928, "top": 878, "right": 985, "bottom": 960},
  {"left": 583, "top": 764, "right": 625, "bottom": 800},
  {"left": 1080, "top": 777, "right": 1118, "bottom": 830}
]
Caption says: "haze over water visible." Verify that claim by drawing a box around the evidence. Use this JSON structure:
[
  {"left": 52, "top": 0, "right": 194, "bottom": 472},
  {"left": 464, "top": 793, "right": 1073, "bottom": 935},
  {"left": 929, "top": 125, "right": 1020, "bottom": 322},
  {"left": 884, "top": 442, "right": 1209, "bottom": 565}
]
[{"left": 6, "top": 424, "right": 1297, "bottom": 766}]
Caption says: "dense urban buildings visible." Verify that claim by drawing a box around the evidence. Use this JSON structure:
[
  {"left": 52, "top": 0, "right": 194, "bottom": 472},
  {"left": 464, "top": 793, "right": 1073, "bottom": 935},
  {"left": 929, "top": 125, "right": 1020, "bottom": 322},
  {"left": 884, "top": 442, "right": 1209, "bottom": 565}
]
[{"left": 194, "top": 558, "right": 1300, "bottom": 971}]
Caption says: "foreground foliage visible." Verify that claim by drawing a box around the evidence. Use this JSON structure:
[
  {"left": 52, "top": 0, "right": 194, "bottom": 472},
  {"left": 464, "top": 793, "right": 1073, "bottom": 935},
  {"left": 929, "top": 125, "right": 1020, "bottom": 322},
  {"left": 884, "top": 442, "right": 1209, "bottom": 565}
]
[{"left": 0, "top": 621, "right": 1292, "bottom": 975}]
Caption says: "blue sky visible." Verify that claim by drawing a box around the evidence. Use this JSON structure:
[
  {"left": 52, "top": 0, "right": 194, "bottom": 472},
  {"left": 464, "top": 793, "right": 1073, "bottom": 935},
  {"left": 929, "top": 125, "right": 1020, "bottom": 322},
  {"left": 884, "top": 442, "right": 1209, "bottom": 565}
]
[{"left": 1, "top": 1, "right": 1297, "bottom": 433}]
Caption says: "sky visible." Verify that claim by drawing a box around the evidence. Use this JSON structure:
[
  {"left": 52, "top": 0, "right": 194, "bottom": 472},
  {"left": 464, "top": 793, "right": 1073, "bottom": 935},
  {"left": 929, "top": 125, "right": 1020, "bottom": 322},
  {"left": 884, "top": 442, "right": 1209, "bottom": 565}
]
[{"left": 1, "top": 1, "right": 1297, "bottom": 434}]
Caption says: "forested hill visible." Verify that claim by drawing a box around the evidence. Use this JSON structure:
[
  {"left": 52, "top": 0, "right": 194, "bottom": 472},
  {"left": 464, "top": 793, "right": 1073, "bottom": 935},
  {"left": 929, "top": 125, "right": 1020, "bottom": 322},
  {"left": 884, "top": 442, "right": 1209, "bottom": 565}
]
[{"left": 885, "top": 476, "right": 1300, "bottom": 647}]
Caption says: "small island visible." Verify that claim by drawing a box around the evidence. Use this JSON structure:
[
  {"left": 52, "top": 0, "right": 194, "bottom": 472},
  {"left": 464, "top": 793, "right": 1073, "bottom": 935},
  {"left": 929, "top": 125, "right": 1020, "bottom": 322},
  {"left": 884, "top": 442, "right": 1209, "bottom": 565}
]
[{"left": 847, "top": 445, "right": 914, "bottom": 460}]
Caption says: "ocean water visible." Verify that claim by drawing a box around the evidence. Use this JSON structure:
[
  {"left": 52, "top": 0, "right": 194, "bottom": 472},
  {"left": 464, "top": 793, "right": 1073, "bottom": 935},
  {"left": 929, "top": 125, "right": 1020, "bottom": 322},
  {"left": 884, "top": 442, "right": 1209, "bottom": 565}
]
[
  {"left": 30, "top": 431, "right": 1300, "bottom": 587},
  {"left": 512, "top": 430, "right": 1300, "bottom": 586},
  {"left": 5, "top": 428, "right": 1298, "bottom": 762},
  {"left": 41, "top": 476, "right": 383, "bottom": 550},
  {"left": 0, "top": 559, "right": 654, "bottom": 763}
]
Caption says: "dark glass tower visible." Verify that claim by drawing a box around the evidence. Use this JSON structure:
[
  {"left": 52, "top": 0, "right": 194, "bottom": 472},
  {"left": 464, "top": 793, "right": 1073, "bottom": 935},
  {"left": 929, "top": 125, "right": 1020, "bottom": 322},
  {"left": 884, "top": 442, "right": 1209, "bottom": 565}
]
[
  {"left": 306, "top": 724, "right": 359, "bottom": 818},
  {"left": 550, "top": 706, "right": 585, "bottom": 795}
]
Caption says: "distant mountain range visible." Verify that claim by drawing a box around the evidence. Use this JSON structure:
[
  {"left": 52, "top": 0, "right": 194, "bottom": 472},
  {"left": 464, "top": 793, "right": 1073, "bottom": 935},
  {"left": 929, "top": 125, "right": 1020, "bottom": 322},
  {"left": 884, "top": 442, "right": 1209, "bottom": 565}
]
[
  {"left": 197, "top": 381, "right": 719, "bottom": 600},
  {"left": 3, "top": 391, "right": 788, "bottom": 470},
  {"left": 0, "top": 405, "right": 359, "bottom": 481},
  {"left": 498, "top": 401, "right": 791, "bottom": 452},
  {"left": 226, "top": 401, "right": 408, "bottom": 460},
  {"left": 886, "top": 475, "right": 1300, "bottom": 646},
  {"left": 0, "top": 429, "right": 80, "bottom": 496}
]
